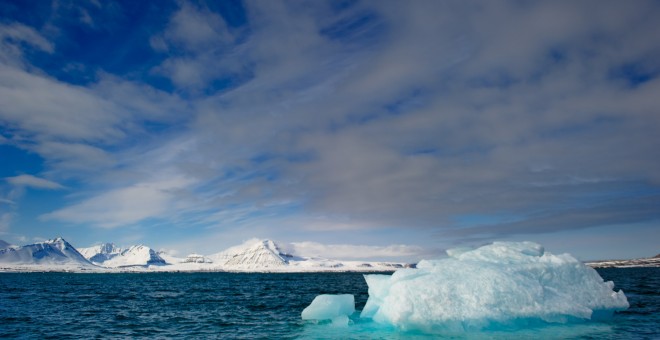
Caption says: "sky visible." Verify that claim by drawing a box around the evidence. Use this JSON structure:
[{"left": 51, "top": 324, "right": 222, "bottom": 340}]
[{"left": 0, "top": 0, "right": 659, "bottom": 262}]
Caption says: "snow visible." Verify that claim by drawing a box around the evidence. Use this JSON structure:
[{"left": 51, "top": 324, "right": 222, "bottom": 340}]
[
  {"left": 0, "top": 239, "right": 12, "bottom": 249},
  {"left": 359, "top": 241, "right": 629, "bottom": 332},
  {"left": 587, "top": 255, "right": 660, "bottom": 268},
  {"left": 302, "top": 294, "right": 355, "bottom": 325},
  {"left": 102, "top": 245, "right": 166, "bottom": 268},
  {"left": 78, "top": 243, "right": 122, "bottom": 264},
  {"left": 0, "top": 238, "right": 95, "bottom": 269},
  {"left": 209, "top": 239, "right": 290, "bottom": 268},
  {"left": 182, "top": 253, "right": 213, "bottom": 263}
]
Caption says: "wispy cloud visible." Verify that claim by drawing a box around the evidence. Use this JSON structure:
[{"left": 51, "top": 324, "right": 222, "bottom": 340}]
[
  {"left": 285, "top": 241, "right": 434, "bottom": 261},
  {"left": 41, "top": 177, "right": 195, "bottom": 228},
  {"left": 0, "top": 23, "right": 53, "bottom": 65},
  {"left": 0, "top": 212, "right": 11, "bottom": 232},
  {"left": 6, "top": 174, "right": 65, "bottom": 190},
  {"left": 151, "top": 2, "right": 242, "bottom": 91}
]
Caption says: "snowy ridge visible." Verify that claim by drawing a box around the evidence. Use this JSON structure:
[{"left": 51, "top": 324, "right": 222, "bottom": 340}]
[
  {"left": 210, "top": 239, "right": 290, "bottom": 268},
  {"left": 102, "top": 245, "right": 167, "bottom": 268},
  {"left": 78, "top": 243, "right": 122, "bottom": 264},
  {"left": 0, "top": 238, "right": 94, "bottom": 270},
  {"left": 586, "top": 255, "right": 660, "bottom": 268},
  {"left": 79, "top": 243, "right": 166, "bottom": 268},
  {"left": 0, "top": 239, "right": 13, "bottom": 250}
]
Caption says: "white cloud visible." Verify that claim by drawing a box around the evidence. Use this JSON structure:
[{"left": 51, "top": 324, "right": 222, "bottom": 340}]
[
  {"left": 33, "top": 141, "right": 115, "bottom": 175},
  {"left": 164, "top": 2, "right": 233, "bottom": 51},
  {"left": 0, "top": 48, "right": 188, "bottom": 180},
  {"left": 0, "top": 198, "right": 14, "bottom": 205},
  {"left": 285, "top": 241, "right": 429, "bottom": 260},
  {"left": 0, "top": 64, "right": 126, "bottom": 142},
  {"left": 151, "top": 2, "right": 240, "bottom": 90},
  {"left": 0, "top": 212, "right": 11, "bottom": 232},
  {"left": 41, "top": 177, "right": 195, "bottom": 228},
  {"left": 6, "top": 174, "right": 65, "bottom": 190},
  {"left": 0, "top": 23, "right": 53, "bottom": 65}
]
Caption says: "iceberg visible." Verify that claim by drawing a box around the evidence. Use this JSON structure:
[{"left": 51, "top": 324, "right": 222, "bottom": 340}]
[
  {"left": 301, "top": 294, "right": 355, "bottom": 325},
  {"left": 360, "top": 241, "right": 629, "bottom": 332}
]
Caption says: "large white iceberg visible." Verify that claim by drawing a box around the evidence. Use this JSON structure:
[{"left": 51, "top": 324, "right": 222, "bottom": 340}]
[{"left": 360, "top": 241, "right": 629, "bottom": 332}]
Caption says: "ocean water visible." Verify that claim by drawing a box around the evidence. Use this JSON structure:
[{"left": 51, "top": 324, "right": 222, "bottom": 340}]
[{"left": 0, "top": 268, "right": 657, "bottom": 339}]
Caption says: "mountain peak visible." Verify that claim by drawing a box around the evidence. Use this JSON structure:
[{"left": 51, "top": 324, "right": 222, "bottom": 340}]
[
  {"left": 210, "top": 238, "right": 289, "bottom": 268},
  {"left": 254, "top": 239, "right": 279, "bottom": 250},
  {"left": 103, "top": 244, "right": 166, "bottom": 267},
  {"left": 0, "top": 239, "right": 12, "bottom": 249},
  {"left": 0, "top": 238, "right": 92, "bottom": 267},
  {"left": 47, "top": 237, "right": 66, "bottom": 244},
  {"left": 78, "top": 243, "right": 123, "bottom": 264}
]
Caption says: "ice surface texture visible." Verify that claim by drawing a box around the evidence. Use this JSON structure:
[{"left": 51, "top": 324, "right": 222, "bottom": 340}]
[
  {"left": 301, "top": 294, "right": 355, "bottom": 324},
  {"left": 360, "top": 241, "right": 629, "bottom": 332}
]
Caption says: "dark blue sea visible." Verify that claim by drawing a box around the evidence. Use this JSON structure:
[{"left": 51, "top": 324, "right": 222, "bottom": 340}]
[{"left": 0, "top": 268, "right": 658, "bottom": 339}]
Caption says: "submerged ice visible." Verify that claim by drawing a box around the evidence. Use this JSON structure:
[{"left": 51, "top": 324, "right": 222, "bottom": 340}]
[{"left": 304, "top": 241, "right": 629, "bottom": 333}]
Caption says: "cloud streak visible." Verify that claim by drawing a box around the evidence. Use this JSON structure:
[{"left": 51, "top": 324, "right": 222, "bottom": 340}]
[
  {"left": 41, "top": 177, "right": 195, "bottom": 228},
  {"left": 285, "top": 241, "right": 434, "bottom": 261},
  {"left": 6, "top": 174, "right": 65, "bottom": 190}
]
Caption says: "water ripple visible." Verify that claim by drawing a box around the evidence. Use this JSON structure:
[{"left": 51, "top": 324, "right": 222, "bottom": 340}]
[{"left": 0, "top": 269, "right": 657, "bottom": 339}]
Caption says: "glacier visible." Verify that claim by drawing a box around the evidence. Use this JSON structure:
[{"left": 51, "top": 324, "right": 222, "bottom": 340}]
[{"left": 305, "top": 241, "right": 630, "bottom": 334}]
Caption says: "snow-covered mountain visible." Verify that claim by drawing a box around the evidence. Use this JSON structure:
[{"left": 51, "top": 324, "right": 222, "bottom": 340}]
[
  {"left": 0, "top": 239, "right": 13, "bottom": 250},
  {"left": 0, "top": 238, "right": 94, "bottom": 268},
  {"left": 78, "top": 243, "right": 167, "bottom": 268},
  {"left": 586, "top": 254, "right": 660, "bottom": 268},
  {"left": 78, "top": 243, "right": 122, "bottom": 263},
  {"left": 102, "top": 245, "right": 167, "bottom": 268},
  {"left": 209, "top": 239, "right": 293, "bottom": 269}
]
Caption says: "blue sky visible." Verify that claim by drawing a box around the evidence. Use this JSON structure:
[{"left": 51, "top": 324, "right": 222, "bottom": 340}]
[{"left": 1, "top": 0, "right": 659, "bottom": 261}]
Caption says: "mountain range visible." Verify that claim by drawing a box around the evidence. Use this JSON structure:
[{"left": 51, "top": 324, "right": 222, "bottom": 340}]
[
  {"left": 0, "top": 237, "right": 413, "bottom": 272},
  {"left": 586, "top": 254, "right": 660, "bottom": 268}
]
